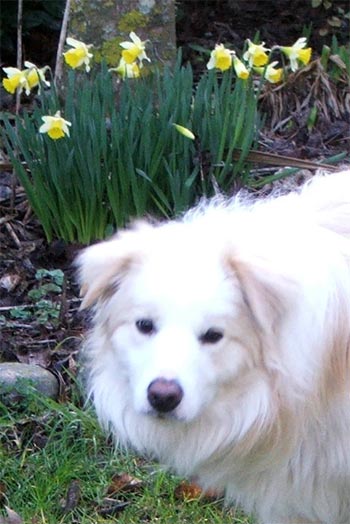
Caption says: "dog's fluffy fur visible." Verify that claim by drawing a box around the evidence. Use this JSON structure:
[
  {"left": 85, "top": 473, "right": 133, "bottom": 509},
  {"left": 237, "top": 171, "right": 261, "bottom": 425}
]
[{"left": 78, "top": 171, "right": 350, "bottom": 524}]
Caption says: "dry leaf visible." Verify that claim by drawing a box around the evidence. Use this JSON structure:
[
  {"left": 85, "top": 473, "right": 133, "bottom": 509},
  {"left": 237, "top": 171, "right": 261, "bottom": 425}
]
[
  {"left": 107, "top": 472, "right": 143, "bottom": 495},
  {"left": 174, "top": 480, "right": 221, "bottom": 501},
  {"left": 0, "top": 482, "right": 6, "bottom": 503},
  {"left": 62, "top": 479, "right": 81, "bottom": 513},
  {"left": 0, "top": 273, "right": 21, "bottom": 292}
]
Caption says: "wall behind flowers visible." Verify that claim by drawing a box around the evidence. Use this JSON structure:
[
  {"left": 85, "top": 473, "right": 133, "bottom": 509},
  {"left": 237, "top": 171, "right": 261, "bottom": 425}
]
[{"left": 1, "top": 0, "right": 348, "bottom": 71}]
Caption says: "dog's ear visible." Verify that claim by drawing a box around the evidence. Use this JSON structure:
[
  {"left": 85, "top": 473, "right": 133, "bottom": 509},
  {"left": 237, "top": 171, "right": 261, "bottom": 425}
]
[
  {"left": 225, "top": 253, "right": 297, "bottom": 337},
  {"left": 76, "top": 224, "right": 151, "bottom": 309}
]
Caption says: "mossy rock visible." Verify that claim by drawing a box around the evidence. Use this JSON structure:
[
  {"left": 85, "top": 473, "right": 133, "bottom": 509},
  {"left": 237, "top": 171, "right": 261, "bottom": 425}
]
[{"left": 0, "top": 362, "right": 59, "bottom": 404}]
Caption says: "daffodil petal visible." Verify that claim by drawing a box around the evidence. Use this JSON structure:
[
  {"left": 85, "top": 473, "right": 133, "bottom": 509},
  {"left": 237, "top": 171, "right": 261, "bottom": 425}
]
[
  {"left": 47, "top": 127, "right": 65, "bottom": 140},
  {"left": 39, "top": 112, "right": 71, "bottom": 139},
  {"left": 26, "top": 69, "right": 39, "bottom": 89},
  {"left": 206, "top": 44, "right": 233, "bottom": 72},
  {"left": 298, "top": 48, "right": 312, "bottom": 65},
  {"left": 3, "top": 67, "right": 22, "bottom": 77},
  {"left": 119, "top": 41, "right": 134, "bottom": 49},
  {"left": 3, "top": 77, "right": 18, "bottom": 94},
  {"left": 129, "top": 32, "right": 142, "bottom": 45},
  {"left": 66, "top": 37, "right": 83, "bottom": 48},
  {"left": 233, "top": 58, "right": 249, "bottom": 79},
  {"left": 122, "top": 47, "right": 140, "bottom": 64},
  {"left": 64, "top": 48, "right": 86, "bottom": 68}
]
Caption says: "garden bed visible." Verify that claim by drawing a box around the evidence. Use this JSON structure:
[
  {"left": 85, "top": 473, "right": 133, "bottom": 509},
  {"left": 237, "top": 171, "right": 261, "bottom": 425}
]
[{"left": 0, "top": 1, "right": 349, "bottom": 521}]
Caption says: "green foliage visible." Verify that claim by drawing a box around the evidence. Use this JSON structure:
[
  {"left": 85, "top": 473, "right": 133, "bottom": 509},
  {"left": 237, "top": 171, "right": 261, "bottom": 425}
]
[
  {"left": 0, "top": 391, "right": 251, "bottom": 523},
  {"left": 320, "top": 36, "right": 350, "bottom": 81},
  {"left": 0, "top": 269, "right": 64, "bottom": 326},
  {"left": 2, "top": 55, "right": 258, "bottom": 244}
]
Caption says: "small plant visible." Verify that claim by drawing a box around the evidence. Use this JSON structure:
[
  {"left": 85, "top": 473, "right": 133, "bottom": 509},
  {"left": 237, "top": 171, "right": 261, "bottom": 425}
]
[
  {"left": 0, "top": 269, "right": 64, "bottom": 327},
  {"left": 2, "top": 56, "right": 259, "bottom": 243},
  {"left": 1, "top": 32, "right": 316, "bottom": 244},
  {"left": 320, "top": 36, "right": 350, "bottom": 82}
]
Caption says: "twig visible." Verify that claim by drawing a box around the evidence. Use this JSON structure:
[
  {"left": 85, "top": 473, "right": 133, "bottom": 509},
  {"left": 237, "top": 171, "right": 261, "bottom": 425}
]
[
  {"left": 0, "top": 305, "right": 33, "bottom": 311},
  {"left": 4, "top": 222, "right": 21, "bottom": 248},
  {"left": 15, "top": 0, "right": 23, "bottom": 115},
  {"left": 54, "top": 0, "right": 72, "bottom": 86},
  {"left": 0, "top": 215, "right": 14, "bottom": 226},
  {"left": 1, "top": 322, "right": 34, "bottom": 329}
]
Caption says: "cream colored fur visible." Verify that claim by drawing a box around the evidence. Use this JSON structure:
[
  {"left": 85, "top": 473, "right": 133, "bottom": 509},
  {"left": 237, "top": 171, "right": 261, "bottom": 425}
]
[{"left": 78, "top": 170, "right": 350, "bottom": 524}]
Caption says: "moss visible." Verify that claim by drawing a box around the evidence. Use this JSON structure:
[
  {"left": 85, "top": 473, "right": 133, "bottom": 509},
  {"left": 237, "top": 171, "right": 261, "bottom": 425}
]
[
  {"left": 118, "top": 9, "right": 149, "bottom": 33},
  {"left": 94, "top": 37, "right": 123, "bottom": 67},
  {"left": 69, "top": 2, "right": 175, "bottom": 66}
]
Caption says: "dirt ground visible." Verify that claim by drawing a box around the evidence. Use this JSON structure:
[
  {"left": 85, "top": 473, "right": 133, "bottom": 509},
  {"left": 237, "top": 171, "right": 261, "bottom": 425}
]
[{"left": 0, "top": 0, "right": 349, "bottom": 394}]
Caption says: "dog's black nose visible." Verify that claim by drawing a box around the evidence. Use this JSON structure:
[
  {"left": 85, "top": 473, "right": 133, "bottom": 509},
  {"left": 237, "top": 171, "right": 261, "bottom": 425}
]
[{"left": 147, "top": 378, "right": 183, "bottom": 413}]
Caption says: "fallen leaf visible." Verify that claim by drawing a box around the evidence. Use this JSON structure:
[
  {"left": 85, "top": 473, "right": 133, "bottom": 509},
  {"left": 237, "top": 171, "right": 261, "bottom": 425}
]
[
  {"left": 107, "top": 472, "right": 143, "bottom": 495},
  {"left": 0, "top": 273, "right": 21, "bottom": 292},
  {"left": 62, "top": 479, "right": 81, "bottom": 513},
  {"left": 99, "top": 498, "right": 129, "bottom": 517},
  {"left": 174, "top": 480, "right": 221, "bottom": 501}
]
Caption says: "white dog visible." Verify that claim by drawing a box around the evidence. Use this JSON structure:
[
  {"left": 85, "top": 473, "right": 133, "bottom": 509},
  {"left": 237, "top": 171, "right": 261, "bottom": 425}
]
[{"left": 77, "top": 170, "right": 350, "bottom": 524}]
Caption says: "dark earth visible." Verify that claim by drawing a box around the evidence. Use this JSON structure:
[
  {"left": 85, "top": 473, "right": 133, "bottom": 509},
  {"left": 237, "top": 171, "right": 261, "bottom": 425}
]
[{"left": 0, "top": 0, "right": 349, "bottom": 397}]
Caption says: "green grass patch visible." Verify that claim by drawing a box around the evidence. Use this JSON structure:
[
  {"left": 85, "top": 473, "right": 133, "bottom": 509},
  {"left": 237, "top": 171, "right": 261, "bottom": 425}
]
[{"left": 0, "top": 391, "right": 252, "bottom": 523}]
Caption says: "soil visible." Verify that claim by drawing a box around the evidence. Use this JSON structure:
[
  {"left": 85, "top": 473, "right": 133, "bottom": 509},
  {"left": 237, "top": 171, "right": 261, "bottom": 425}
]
[{"left": 0, "top": 1, "right": 349, "bottom": 396}]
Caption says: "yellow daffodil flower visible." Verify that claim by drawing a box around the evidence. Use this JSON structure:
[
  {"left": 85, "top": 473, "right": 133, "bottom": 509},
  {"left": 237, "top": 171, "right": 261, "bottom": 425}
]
[
  {"left": 63, "top": 37, "right": 93, "bottom": 72},
  {"left": 232, "top": 57, "right": 250, "bottom": 79},
  {"left": 119, "top": 32, "right": 150, "bottom": 66},
  {"left": 243, "top": 40, "right": 269, "bottom": 67},
  {"left": 2, "top": 67, "right": 27, "bottom": 94},
  {"left": 207, "top": 44, "right": 234, "bottom": 72},
  {"left": 173, "top": 124, "right": 195, "bottom": 140},
  {"left": 23, "top": 61, "right": 50, "bottom": 92},
  {"left": 254, "top": 61, "right": 283, "bottom": 83},
  {"left": 111, "top": 59, "right": 141, "bottom": 79},
  {"left": 39, "top": 111, "right": 72, "bottom": 140},
  {"left": 280, "top": 37, "right": 312, "bottom": 72},
  {"left": 2, "top": 62, "right": 49, "bottom": 95}
]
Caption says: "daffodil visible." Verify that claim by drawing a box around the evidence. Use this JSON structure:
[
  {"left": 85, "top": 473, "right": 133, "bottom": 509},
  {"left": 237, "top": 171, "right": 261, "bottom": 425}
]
[
  {"left": 39, "top": 111, "right": 72, "bottom": 140},
  {"left": 2, "top": 67, "right": 27, "bottom": 94},
  {"left": 243, "top": 40, "right": 269, "bottom": 67},
  {"left": 23, "top": 61, "right": 50, "bottom": 92},
  {"left": 111, "top": 59, "right": 141, "bottom": 79},
  {"left": 173, "top": 124, "right": 195, "bottom": 140},
  {"left": 119, "top": 32, "right": 150, "bottom": 66},
  {"left": 2, "top": 62, "right": 49, "bottom": 95},
  {"left": 206, "top": 44, "right": 234, "bottom": 72},
  {"left": 232, "top": 57, "right": 250, "bottom": 79},
  {"left": 63, "top": 37, "right": 93, "bottom": 72},
  {"left": 254, "top": 61, "right": 283, "bottom": 83},
  {"left": 280, "top": 37, "right": 312, "bottom": 72}
]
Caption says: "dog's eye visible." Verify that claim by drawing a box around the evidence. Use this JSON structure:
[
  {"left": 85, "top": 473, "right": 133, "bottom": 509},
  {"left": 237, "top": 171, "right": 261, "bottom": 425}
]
[
  {"left": 199, "top": 328, "right": 223, "bottom": 344},
  {"left": 136, "top": 319, "right": 155, "bottom": 335}
]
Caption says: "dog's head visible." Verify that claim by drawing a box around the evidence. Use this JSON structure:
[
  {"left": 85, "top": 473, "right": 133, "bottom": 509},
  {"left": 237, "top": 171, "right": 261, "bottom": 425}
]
[{"left": 77, "top": 214, "right": 300, "bottom": 430}]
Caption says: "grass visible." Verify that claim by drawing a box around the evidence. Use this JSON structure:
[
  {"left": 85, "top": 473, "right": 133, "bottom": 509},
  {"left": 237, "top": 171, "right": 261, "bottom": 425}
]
[{"left": 0, "top": 388, "right": 253, "bottom": 523}]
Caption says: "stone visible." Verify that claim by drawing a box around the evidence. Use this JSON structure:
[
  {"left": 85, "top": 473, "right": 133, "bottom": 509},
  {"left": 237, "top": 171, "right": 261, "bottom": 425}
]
[
  {"left": 0, "top": 362, "right": 59, "bottom": 403},
  {"left": 69, "top": 0, "right": 176, "bottom": 67}
]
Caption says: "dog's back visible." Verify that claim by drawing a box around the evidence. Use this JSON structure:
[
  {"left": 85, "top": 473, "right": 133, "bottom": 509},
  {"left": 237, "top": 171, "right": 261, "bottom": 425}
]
[{"left": 300, "top": 169, "right": 350, "bottom": 238}]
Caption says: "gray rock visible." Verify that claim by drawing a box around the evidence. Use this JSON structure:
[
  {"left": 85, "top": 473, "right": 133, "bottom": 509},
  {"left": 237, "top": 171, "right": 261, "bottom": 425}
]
[{"left": 0, "top": 362, "right": 59, "bottom": 402}]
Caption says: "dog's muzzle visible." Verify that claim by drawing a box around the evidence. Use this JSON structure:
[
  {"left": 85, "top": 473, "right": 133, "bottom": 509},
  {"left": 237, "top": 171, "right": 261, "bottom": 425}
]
[{"left": 147, "top": 378, "right": 184, "bottom": 413}]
